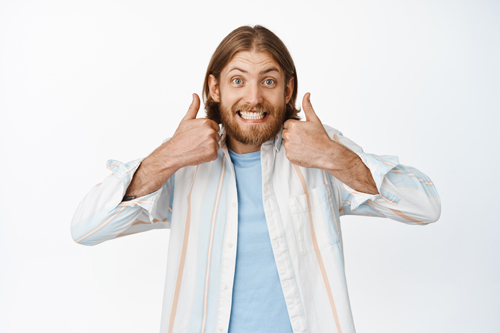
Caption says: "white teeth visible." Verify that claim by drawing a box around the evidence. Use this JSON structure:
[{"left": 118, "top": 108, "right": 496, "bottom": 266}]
[{"left": 239, "top": 111, "right": 265, "bottom": 120}]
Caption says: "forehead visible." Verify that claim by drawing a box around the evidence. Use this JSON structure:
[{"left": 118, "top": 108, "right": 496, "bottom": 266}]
[{"left": 222, "top": 50, "right": 283, "bottom": 76}]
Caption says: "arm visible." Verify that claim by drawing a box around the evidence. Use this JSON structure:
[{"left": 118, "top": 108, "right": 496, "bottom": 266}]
[
  {"left": 321, "top": 139, "right": 378, "bottom": 195},
  {"left": 123, "top": 94, "right": 220, "bottom": 200},
  {"left": 282, "top": 93, "right": 441, "bottom": 225},
  {"left": 70, "top": 158, "right": 175, "bottom": 246},
  {"left": 71, "top": 94, "right": 220, "bottom": 245},
  {"left": 324, "top": 126, "right": 441, "bottom": 225}
]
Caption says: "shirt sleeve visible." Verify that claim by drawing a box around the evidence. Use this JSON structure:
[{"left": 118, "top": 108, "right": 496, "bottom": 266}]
[
  {"left": 323, "top": 125, "right": 441, "bottom": 225},
  {"left": 70, "top": 157, "right": 175, "bottom": 246}
]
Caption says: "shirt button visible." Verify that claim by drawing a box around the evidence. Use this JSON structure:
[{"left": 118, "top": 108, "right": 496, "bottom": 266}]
[
  {"left": 232, "top": 202, "right": 236, "bottom": 208},
  {"left": 218, "top": 327, "right": 223, "bottom": 332},
  {"left": 223, "top": 284, "right": 228, "bottom": 290},
  {"left": 227, "top": 242, "right": 233, "bottom": 248}
]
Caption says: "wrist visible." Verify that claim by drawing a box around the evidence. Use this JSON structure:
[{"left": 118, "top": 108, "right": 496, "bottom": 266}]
[
  {"left": 124, "top": 146, "right": 179, "bottom": 200},
  {"left": 324, "top": 140, "right": 357, "bottom": 173}
]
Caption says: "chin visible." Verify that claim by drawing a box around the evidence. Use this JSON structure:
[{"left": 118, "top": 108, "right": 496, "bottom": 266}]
[
  {"left": 228, "top": 123, "right": 281, "bottom": 146},
  {"left": 219, "top": 101, "right": 286, "bottom": 146}
]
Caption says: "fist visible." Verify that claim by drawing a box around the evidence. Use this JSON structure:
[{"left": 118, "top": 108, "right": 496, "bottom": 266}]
[
  {"left": 282, "top": 93, "right": 337, "bottom": 169},
  {"left": 161, "top": 94, "right": 220, "bottom": 169}
]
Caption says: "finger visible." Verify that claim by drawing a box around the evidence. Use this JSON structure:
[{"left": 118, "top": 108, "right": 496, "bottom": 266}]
[
  {"left": 207, "top": 119, "right": 220, "bottom": 133},
  {"left": 281, "top": 128, "right": 289, "bottom": 141},
  {"left": 283, "top": 119, "right": 296, "bottom": 129},
  {"left": 213, "top": 130, "right": 221, "bottom": 143},
  {"left": 182, "top": 93, "right": 201, "bottom": 121},
  {"left": 302, "top": 92, "right": 319, "bottom": 122},
  {"left": 180, "top": 118, "right": 219, "bottom": 136}
]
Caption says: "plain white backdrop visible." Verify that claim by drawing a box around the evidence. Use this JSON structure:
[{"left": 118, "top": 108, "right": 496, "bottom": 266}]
[{"left": 1, "top": 0, "right": 499, "bottom": 332}]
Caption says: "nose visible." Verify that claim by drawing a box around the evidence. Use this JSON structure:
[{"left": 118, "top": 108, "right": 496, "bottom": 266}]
[{"left": 243, "top": 82, "right": 264, "bottom": 106}]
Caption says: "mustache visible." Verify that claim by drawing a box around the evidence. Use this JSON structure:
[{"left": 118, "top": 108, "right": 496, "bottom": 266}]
[{"left": 231, "top": 103, "right": 275, "bottom": 114}]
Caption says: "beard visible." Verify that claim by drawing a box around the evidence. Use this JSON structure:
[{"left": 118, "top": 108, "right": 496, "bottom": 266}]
[{"left": 219, "top": 99, "right": 286, "bottom": 147}]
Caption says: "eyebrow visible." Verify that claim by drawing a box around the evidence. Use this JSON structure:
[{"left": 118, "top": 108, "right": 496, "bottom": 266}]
[{"left": 227, "top": 67, "right": 281, "bottom": 75}]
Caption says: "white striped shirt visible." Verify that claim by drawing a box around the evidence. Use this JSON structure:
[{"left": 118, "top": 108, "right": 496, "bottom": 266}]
[{"left": 71, "top": 124, "right": 441, "bottom": 333}]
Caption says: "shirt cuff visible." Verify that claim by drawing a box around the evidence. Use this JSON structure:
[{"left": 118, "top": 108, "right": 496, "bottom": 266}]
[
  {"left": 106, "top": 158, "right": 164, "bottom": 222},
  {"left": 344, "top": 152, "right": 401, "bottom": 210}
]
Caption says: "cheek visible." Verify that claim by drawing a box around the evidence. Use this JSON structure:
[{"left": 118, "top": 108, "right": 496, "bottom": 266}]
[
  {"left": 269, "top": 93, "right": 287, "bottom": 109},
  {"left": 220, "top": 92, "right": 239, "bottom": 109}
]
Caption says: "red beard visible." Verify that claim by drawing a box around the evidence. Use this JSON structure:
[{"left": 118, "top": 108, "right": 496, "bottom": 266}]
[{"left": 219, "top": 100, "right": 286, "bottom": 146}]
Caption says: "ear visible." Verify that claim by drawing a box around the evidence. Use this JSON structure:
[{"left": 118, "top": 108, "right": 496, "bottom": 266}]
[
  {"left": 285, "top": 77, "right": 294, "bottom": 104},
  {"left": 208, "top": 74, "right": 220, "bottom": 103}
]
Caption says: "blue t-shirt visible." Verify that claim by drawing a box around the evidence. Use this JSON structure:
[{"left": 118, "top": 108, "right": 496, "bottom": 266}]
[{"left": 227, "top": 149, "right": 292, "bottom": 333}]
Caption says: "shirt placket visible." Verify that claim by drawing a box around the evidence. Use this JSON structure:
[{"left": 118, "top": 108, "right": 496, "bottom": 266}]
[
  {"left": 216, "top": 147, "right": 239, "bottom": 333},
  {"left": 260, "top": 142, "right": 307, "bottom": 333}
]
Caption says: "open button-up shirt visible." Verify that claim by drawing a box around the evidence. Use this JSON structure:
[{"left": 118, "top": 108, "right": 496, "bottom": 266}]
[{"left": 71, "top": 124, "right": 441, "bottom": 333}]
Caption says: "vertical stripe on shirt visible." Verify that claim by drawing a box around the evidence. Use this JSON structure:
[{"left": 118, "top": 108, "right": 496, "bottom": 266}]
[
  {"left": 201, "top": 155, "right": 226, "bottom": 333},
  {"left": 293, "top": 165, "right": 342, "bottom": 333},
  {"left": 168, "top": 165, "right": 199, "bottom": 333},
  {"left": 322, "top": 170, "right": 342, "bottom": 247}
]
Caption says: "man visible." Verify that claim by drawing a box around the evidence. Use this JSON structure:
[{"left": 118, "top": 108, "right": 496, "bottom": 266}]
[{"left": 71, "top": 25, "right": 441, "bottom": 333}]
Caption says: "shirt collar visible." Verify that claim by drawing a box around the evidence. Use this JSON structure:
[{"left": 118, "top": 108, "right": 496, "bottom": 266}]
[{"left": 218, "top": 124, "right": 284, "bottom": 153}]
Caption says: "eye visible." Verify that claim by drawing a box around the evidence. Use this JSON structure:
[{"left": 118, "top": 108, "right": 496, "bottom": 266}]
[
  {"left": 264, "top": 79, "right": 275, "bottom": 85},
  {"left": 233, "top": 78, "right": 243, "bottom": 85}
]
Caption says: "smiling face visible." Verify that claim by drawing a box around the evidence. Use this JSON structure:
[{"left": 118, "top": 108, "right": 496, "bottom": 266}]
[{"left": 208, "top": 50, "right": 294, "bottom": 153}]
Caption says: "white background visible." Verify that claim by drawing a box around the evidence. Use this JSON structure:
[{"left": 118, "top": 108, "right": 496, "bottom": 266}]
[{"left": 1, "top": 0, "right": 499, "bottom": 332}]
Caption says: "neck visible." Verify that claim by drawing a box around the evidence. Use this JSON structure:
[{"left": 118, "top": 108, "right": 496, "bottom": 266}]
[{"left": 226, "top": 135, "right": 261, "bottom": 154}]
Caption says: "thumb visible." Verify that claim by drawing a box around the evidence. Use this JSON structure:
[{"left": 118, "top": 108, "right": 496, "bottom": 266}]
[
  {"left": 183, "top": 93, "right": 200, "bottom": 120},
  {"left": 302, "top": 93, "right": 319, "bottom": 122}
]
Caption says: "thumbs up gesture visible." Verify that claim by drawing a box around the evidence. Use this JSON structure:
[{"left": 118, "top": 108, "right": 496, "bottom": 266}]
[
  {"left": 123, "top": 93, "right": 221, "bottom": 200},
  {"left": 282, "top": 93, "right": 341, "bottom": 170},
  {"left": 159, "top": 93, "right": 221, "bottom": 169}
]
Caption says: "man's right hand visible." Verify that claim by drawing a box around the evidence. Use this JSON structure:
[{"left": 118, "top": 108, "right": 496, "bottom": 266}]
[
  {"left": 165, "top": 93, "right": 221, "bottom": 169},
  {"left": 123, "top": 93, "right": 220, "bottom": 201}
]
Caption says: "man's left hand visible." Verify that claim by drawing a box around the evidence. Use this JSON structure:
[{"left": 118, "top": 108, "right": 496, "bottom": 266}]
[
  {"left": 283, "top": 93, "right": 345, "bottom": 171},
  {"left": 282, "top": 93, "right": 378, "bottom": 194}
]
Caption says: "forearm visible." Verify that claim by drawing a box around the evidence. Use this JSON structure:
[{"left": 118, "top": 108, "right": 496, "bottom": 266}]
[
  {"left": 123, "top": 142, "right": 180, "bottom": 201},
  {"left": 320, "top": 125, "right": 440, "bottom": 223},
  {"left": 324, "top": 141, "right": 378, "bottom": 195},
  {"left": 336, "top": 161, "right": 441, "bottom": 224},
  {"left": 72, "top": 157, "right": 175, "bottom": 246}
]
